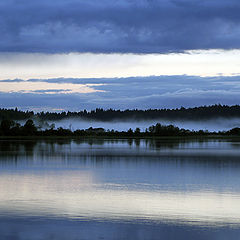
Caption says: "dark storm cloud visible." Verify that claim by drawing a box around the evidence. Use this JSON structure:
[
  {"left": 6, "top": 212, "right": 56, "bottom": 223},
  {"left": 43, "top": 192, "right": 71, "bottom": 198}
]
[
  {"left": 1, "top": 0, "right": 240, "bottom": 53},
  {"left": 1, "top": 75, "right": 240, "bottom": 110}
]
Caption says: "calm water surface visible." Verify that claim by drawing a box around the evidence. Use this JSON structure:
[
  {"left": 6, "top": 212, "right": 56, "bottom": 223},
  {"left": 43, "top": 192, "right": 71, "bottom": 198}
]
[{"left": 0, "top": 138, "right": 240, "bottom": 240}]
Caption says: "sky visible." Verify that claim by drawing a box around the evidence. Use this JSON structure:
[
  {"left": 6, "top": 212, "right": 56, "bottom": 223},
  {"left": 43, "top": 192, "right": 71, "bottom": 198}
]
[{"left": 1, "top": 0, "right": 240, "bottom": 111}]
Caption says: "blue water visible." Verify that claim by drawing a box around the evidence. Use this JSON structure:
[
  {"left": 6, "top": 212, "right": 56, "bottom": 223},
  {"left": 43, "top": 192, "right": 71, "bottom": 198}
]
[{"left": 0, "top": 138, "right": 240, "bottom": 240}]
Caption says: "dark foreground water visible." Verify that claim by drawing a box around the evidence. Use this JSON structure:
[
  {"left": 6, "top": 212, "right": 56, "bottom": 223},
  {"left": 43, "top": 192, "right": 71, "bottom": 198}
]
[{"left": 0, "top": 138, "right": 240, "bottom": 240}]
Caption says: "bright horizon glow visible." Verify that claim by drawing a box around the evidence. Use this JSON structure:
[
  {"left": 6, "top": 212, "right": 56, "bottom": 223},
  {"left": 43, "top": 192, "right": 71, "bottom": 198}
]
[
  {"left": 0, "top": 81, "right": 105, "bottom": 94},
  {"left": 1, "top": 49, "right": 240, "bottom": 80}
]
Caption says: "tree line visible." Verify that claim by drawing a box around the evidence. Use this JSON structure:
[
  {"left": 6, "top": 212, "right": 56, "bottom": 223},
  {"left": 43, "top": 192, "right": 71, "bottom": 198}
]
[
  {"left": 1, "top": 105, "right": 240, "bottom": 121},
  {"left": 1, "top": 119, "right": 240, "bottom": 137}
]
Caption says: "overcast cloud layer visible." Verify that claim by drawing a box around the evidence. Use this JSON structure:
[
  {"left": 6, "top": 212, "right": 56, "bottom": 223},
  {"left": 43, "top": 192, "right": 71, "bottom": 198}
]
[
  {"left": 1, "top": 0, "right": 240, "bottom": 53},
  {"left": 1, "top": 75, "right": 240, "bottom": 111}
]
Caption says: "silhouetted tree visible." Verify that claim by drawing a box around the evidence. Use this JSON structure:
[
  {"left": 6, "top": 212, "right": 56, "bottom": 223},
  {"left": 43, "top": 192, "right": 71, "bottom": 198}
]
[
  {"left": 127, "top": 128, "right": 133, "bottom": 136},
  {"left": 134, "top": 127, "right": 141, "bottom": 136},
  {"left": 23, "top": 120, "right": 37, "bottom": 135}
]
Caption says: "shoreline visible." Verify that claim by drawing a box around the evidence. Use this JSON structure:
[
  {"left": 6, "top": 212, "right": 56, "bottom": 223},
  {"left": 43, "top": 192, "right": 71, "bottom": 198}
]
[{"left": 0, "top": 135, "right": 240, "bottom": 140}]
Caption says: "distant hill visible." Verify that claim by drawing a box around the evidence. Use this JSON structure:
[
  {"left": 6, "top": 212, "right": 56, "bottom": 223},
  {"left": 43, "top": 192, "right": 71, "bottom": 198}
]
[{"left": 1, "top": 104, "right": 240, "bottom": 121}]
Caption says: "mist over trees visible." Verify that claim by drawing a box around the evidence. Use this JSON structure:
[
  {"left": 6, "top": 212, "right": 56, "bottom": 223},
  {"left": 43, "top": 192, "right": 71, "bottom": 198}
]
[
  {"left": 1, "top": 105, "right": 240, "bottom": 122},
  {"left": 0, "top": 119, "right": 240, "bottom": 137}
]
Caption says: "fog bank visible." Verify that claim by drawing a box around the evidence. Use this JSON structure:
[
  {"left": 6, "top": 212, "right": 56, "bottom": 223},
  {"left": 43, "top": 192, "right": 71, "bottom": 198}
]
[{"left": 49, "top": 118, "right": 240, "bottom": 132}]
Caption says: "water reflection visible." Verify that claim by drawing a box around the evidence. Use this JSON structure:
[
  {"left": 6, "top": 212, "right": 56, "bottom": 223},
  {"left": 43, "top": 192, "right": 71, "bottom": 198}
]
[
  {"left": 0, "top": 138, "right": 240, "bottom": 239},
  {"left": 0, "top": 172, "right": 240, "bottom": 227},
  {"left": 1, "top": 138, "right": 240, "bottom": 168}
]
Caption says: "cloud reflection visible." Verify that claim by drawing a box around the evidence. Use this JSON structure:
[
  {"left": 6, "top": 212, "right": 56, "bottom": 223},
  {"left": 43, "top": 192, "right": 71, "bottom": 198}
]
[{"left": 0, "top": 172, "right": 240, "bottom": 227}]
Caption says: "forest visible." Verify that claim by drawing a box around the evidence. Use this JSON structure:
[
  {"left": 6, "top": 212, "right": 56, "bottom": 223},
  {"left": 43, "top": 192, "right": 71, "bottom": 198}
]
[{"left": 1, "top": 104, "right": 240, "bottom": 121}]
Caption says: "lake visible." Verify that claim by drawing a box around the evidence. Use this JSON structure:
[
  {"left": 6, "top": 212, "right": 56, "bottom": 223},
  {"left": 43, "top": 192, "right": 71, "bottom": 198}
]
[{"left": 0, "top": 138, "right": 240, "bottom": 240}]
